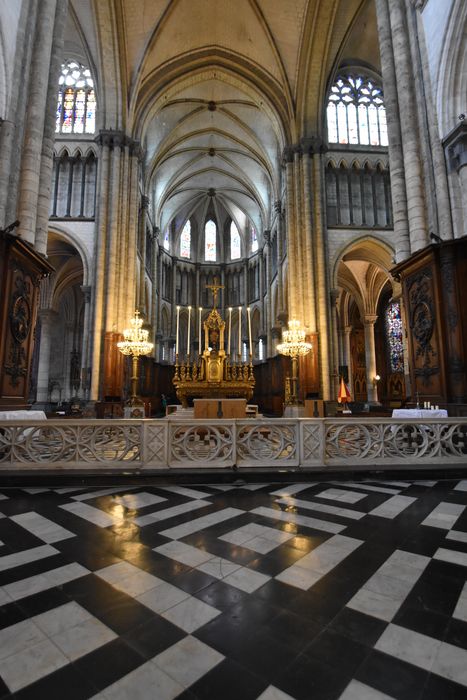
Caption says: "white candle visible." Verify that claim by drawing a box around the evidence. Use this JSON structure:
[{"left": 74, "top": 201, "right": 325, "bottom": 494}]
[
  {"left": 238, "top": 306, "right": 242, "bottom": 357},
  {"left": 247, "top": 306, "right": 252, "bottom": 357},
  {"left": 175, "top": 306, "right": 180, "bottom": 356},
  {"left": 198, "top": 307, "right": 202, "bottom": 355},
  {"left": 187, "top": 306, "right": 191, "bottom": 356},
  {"left": 228, "top": 307, "right": 232, "bottom": 355}
]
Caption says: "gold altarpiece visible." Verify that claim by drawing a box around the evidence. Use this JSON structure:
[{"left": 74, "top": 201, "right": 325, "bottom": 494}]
[{"left": 172, "top": 284, "right": 254, "bottom": 408}]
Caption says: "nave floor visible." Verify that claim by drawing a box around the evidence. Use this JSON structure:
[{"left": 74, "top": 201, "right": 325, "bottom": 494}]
[{"left": 0, "top": 478, "right": 466, "bottom": 699}]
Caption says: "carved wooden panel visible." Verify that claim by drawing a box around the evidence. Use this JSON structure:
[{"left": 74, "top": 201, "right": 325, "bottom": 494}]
[{"left": 0, "top": 234, "right": 53, "bottom": 409}]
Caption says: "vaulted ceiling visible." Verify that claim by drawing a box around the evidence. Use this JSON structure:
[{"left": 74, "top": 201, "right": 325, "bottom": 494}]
[{"left": 68, "top": 0, "right": 379, "bottom": 237}]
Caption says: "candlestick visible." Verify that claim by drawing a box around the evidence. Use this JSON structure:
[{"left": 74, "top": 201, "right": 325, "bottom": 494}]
[
  {"left": 238, "top": 306, "right": 242, "bottom": 358},
  {"left": 228, "top": 307, "right": 232, "bottom": 356},
  {"left": 187, "top": 306, "right": 191, "bottom": 356},
  {"left": 247, "top": 306, "right": 252, "bottom": 357},
  {"left": 198, "top": 307, "right": 202, "bottom": 355},
  {"left": 175, "top": 306, "right": 180, "bottom": 356}
]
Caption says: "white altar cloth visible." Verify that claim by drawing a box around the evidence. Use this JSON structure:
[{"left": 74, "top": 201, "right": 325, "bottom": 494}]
[
  {"left": 392, "top": 409, "right": 448, "bottom": 419},
  {"left": 0, "top": 410, "right": 47, "bottom": 420}
]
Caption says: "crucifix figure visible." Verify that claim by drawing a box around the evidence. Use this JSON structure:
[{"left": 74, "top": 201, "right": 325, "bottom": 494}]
[{"left": 205, "top": 277, "right": 224, "bottom": 308}]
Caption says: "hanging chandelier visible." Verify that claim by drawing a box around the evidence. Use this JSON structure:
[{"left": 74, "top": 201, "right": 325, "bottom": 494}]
[
  {"left": 277, "top": 319, "right": 312, "bottom": 357},
  {"left": 117, "top": 310, "right": 154, "bottom": 357}
]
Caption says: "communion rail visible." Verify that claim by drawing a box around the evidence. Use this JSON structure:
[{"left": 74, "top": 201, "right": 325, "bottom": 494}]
[{"left": 1, "top": 417, "right": 467, "bottom": 471}]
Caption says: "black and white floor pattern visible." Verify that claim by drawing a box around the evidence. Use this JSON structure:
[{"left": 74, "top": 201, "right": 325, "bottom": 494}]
[{"left": 0, "top": 478, "right": 466, "bottom": 698}]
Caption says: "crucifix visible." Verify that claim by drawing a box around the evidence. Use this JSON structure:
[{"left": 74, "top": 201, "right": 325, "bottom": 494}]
[{"left": 205, "top": 277, "right": 224, "bottom": 308}]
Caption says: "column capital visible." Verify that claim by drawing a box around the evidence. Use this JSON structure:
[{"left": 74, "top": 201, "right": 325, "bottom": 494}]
[
  {"left": 38, "top": 308, "right": 58, "bottom": 324},
  {"left": 80, "top": 285, "right": 92, "bottom": 303},
  {"left": 141, "top": 195, "right": 150, "bottom": 210},
  {"left": 444, "top": 120, "right": 467, "bottom": 172},
  {"left": 363, "top": 314, "right": 378, "bottom": 326},
  {"left": 274, "top": 200, "right": 282, "bottom": 214},
  {"left": 330, "top": 288, "right": 340, "bottom": 305},
  {"left": 263, "top": 230, "right": 271, "bottom": 245},
  {"left": 344, "top": 325, "right": 353, "bottom": 335}
]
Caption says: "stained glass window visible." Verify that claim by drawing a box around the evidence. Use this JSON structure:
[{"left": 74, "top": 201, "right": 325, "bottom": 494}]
[
  {"left": 230, "top": 221, "right": 241, "bottom": 260},
  {"left": 163, "top": 228, "right": 170, "bottom": 251},
  {"left": 205, "top": 220, "right": 216, "bottom": 261},
  {"left": 385, "top": 301, "right": 404, "bottom": 373},
  {"left": 251, "top": 224, "right": 258, "bottom": 253},
  {"left": 327, "top": 75, "right": 387, "bottom": 147},
  {"left": 56, "top": 60, "right": 96, "bottom": 134},
  {"left": 180, "top": 220, "right": 191, "bottom": 258}
]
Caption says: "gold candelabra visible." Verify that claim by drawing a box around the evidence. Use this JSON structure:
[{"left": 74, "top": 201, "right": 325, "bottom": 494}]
[
  {"left": 117, "top": 310, "right": 154, "bottom": 405},
  {"left": 277, "top": 319, "right": 312, "bottom": 405}
]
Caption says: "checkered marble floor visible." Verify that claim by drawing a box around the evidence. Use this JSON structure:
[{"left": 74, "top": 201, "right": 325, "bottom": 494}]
[{"left": 0, "top": 479, "right": 466, "bottom": 698}]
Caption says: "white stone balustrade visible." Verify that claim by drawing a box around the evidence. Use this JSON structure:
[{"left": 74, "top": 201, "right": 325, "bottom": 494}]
[{"left": 0, "top": 417, "right": 467, "bottom": 471}]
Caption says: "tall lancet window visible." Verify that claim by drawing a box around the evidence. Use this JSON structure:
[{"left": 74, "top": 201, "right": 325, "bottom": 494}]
[
  {"left": 205, "top": 220, "right": 217, "bottom": 261},
  {"left": 163, "top": 228, "right": 170, "bottom": 251},
  {"left": 180, "top": 220, "right": 191, "bottom": 258},
  {"left": 251, "top": 224, "right": 258, "bottom": 253},
  {"left": 385, "top": 301, "right": 404, "bottom": 373},
  {"left": 230, "top": 221, "right": 241, "bottom": 260},
  {"left": 56, "top": 59, "right": 96, "bottom": 134},
  {"left": 327, "top": 74, "right": 387, "bottom": 147}
]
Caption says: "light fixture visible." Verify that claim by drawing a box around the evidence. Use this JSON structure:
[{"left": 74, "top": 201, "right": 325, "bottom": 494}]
[
  {"left": 277, "top": 319, "right": 312, "bottom": 405},
  {"left": 373, "top": 374, "right": 381, "bottom": 387},
  {"left": 117, "top": 310, "right": 154, "bottom": 405}
]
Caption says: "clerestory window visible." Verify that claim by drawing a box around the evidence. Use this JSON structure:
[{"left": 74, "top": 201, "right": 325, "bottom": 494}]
[
  {"left": 327, "top": 74, "right": 387, "bottom": 147},
  {"left": 205, "top": 220, "right": 217, "bottom": 261},
  {"left": 230, "top": 221, "right": 241, "bottom": 260},
  {"left": 56, "top": 59, "right": 96, "bottom": 135},
  {"left": 180, "top": 220, "right": 191, "bottom": 259}
]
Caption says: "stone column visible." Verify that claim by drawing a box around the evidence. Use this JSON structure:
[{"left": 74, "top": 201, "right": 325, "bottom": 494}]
[
  {"left": 284, "top": 153, "right": 299, "bottom": 319},
  {"left": 445, "top": 123, "right": 467, "bottom": 238},
  {"left": 312, "top": 153, "right": 332, "bottom": 400},
  {"left": 138, "top": 196, "right": 149, "bottom": 311},
  {"left": 151, "top": 228, "right": 159, "bottom": 345},
  {"left": 364, "top": 315, "right": 379, "bottom": 404},
  {"left": 0, "top": 1, "right": 35, "bottom": 228},
  {"left": 374, "top": 0, "right": 411, "bottom": 261},
  {"left": 16, "top": 0, "right": 58, "bottom": 246},
  {"left": 330, "top": 289, "right": 340, "bottom": 399},
  {"left": 80, "top": 285, "right": 92, "bottom": 400},
  {"left": 36, "top": 309, "right": 57, "bottom": 404},
  {"left": 35, "top": 0, "right": 69, "bottom": 255},
  {"left": 90, "top": 135, "right": 110, "bottom": 401},
  {"left": 343, "top": 325, "right": 354, "bottom": 399},
  {"left": 264, "top": 230, "right": 272, "bottom": 357},
  {"left": 301, "top": 146, "right": 317, "bottom": 333},
  {"left": 274, "top": 201, "right": 285, "bottom": 316},
  {"left": 124, "top": 144, "right": 140, "bottom": 323},
  {"left": 387, "top": 0, "right": 428, "bottom": 252}
]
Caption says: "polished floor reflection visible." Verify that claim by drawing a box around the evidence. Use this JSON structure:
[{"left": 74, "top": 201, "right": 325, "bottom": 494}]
[{"left": 0, "top": 479, "right": 466, "bottom": 698}]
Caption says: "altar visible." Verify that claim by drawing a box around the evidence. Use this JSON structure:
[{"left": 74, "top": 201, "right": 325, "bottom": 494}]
[{"left": 172, "top": 280, "right": 255, "bottom": 408}]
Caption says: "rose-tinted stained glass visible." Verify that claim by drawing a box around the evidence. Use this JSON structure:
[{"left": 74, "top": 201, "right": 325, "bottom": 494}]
[
  {"left": 55, "top": 59, "right": 96, "bottom": 134},
  {"left": 231, "top": 221, "right": 241, "bottom": 259},
  {"left": 205, "top": 220, "right": 216, "bottom": 261},
  {"left": 180, "top": 220, "right": 191, "bottom": 258},
  {"left": 385, "top": 301, "right": 404, "bottom": 373},
  {"left": 62, "top": 88, "right": 74, "bottom": 133},
  {"left": 74, "top": 89, "right": 86, "bottom": 133},
  {"left": 85, "top": 90, "right": 96, "bottom": 134}
]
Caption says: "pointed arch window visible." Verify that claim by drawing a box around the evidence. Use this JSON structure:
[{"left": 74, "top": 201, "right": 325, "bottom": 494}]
[
  {"left": 180, "top": 220, "right": 191, "bottom": 258},
  {"left": 327, "top": 75, "right": 387, "bottom": 147},
  {"left": 251, "top": 224, "right": 258, "bottom": 253},
  {"left": 205, "top": 220, "right": 217, "bottom": 261},
  {"left": 385, "top": 301, "right": 404, "bottom": 373},
  {"left": 163, "top": 228, "right": 170, "bottom": 251},
  {"left": 56, "top": 60, "right": 96, "bottom": 134},
  {"left": 230, "top": 221, "right": 241, "bottom": 260}
]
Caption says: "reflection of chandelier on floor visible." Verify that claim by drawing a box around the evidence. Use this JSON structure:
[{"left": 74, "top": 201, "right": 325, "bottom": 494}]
[
  {"left": 117, "top": 310, "right": 153, "bottom": 407},
  {"left": 173, "top": 279, "right": 255, "bottom": 408},
  {"left": 277, "top": 319, "right": 312, "bottom": 405}
]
